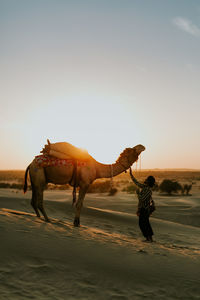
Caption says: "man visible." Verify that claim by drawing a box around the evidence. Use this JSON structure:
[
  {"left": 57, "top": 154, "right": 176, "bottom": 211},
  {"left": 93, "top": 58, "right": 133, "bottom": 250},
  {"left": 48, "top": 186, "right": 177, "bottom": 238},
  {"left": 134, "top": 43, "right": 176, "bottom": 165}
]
[{"left": 129, "top": 168, "right": 156, "bottom": 242}]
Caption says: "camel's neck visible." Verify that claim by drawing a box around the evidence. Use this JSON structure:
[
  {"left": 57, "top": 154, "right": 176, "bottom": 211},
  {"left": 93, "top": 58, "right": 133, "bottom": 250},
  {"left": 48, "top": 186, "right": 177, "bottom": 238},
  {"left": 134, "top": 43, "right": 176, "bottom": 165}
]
[{"left": 95, "top": 162, "right": 128, "bottom": 179}]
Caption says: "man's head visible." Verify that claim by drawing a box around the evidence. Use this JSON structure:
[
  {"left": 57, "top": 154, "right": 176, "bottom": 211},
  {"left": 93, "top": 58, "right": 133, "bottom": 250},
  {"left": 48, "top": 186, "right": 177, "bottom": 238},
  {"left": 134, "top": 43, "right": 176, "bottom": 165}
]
[{"left": 144, "top": 176, "right": 155, "bottom": 188}]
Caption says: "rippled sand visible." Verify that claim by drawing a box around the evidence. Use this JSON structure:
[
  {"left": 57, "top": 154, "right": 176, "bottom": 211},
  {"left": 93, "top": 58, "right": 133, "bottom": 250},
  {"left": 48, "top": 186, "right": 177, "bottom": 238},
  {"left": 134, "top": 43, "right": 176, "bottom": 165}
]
[{"left": 0, "top": 189, "right": 200, "bottom": 299}]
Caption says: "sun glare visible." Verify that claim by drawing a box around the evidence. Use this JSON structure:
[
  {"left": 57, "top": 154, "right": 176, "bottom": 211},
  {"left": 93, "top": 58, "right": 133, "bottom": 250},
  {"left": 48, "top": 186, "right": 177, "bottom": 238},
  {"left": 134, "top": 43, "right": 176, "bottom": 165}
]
[{"left": 25, "top": 95, "right": 143, "bottom": 165}]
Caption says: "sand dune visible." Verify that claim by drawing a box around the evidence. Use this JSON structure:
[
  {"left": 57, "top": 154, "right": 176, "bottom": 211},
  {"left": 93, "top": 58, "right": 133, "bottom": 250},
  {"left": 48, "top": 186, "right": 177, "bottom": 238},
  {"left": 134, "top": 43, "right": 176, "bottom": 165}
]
[{"left": 0, "top": 189, "right": 200, "bottom": 299}]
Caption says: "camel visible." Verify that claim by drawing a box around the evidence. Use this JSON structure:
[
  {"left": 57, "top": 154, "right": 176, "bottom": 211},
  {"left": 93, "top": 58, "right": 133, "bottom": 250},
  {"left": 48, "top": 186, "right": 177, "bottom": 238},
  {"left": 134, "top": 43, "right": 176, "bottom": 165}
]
[{"left": 23, "top": 144, "right": 145, "bottom": 226}]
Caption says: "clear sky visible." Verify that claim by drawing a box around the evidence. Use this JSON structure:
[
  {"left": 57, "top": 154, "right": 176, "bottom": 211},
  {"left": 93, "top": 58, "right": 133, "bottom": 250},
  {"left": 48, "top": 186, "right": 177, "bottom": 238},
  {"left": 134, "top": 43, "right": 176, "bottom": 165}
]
[{"left": 1, "top": 0, "right": 200, "bottom": 169}]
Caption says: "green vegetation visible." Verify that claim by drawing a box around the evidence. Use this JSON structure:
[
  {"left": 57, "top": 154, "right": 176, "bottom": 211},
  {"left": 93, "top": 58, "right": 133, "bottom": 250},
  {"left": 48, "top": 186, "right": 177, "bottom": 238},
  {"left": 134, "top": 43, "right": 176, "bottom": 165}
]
[
  {"left": 182, "top": 184, "right": 192, "bottom": 195},
  {"left": 122, "top": 184, "right": 137, "bottom": 194},
  {"left": 0, "top": 182, "right": 24, "bottom": 189},
  {"left": 159, "top": 179, "right": 182, "bottom": 195},
  {"left": 87, "top": 180, "right": 111, "bottom": 193},
  {"left": 0, "top": 170, "right": 198, "bottom": 196},
  {"left": 108, "top": 187, "right": 118, "bottom": 196},
  {"left": 47, "top": 183, "right": 70, "bottom": 190}
]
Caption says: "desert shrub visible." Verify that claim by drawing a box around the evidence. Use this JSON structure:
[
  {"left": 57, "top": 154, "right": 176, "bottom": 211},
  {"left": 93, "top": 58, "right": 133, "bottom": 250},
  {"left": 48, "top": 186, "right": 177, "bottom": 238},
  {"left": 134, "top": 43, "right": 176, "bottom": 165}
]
[
  {"left": 87, "top": 180, "right": 111, "bottom": 193},
  {"left": 118, "top": 180, "right": 129, "bottom": 185},
  {"left": 108, "top": 187, "right": 118, "bottom": 196},
  {"left": 0, "top": 182, "right": 11, "bottom": 188},
  {"left": 182, "top": 184, "right": 192, "bottom": 195},
  {"left": 0, "top": 182, "right": 23, "bottom": 189},
  {"left": 47, "top": 184, "right": 70, "bottom": 190},
  {"left": 123, "top": 184, "right": 137, "bottom": 194},
  {"left": 159, "top": 179, "right": 182, "bottom": 195},
  {"left": 10, "top": 183, "right": 23, "bottom": 189},
  {"left": 153, "top": 183, "right": 159, "bottom": 191}
]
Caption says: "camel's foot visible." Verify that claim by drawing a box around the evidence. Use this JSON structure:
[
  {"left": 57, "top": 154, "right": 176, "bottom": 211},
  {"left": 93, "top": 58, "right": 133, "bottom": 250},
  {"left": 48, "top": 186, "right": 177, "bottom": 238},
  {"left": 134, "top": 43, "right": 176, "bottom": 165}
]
[
  {"left": 36, "top": 214, "right": 50, "bottom": 223},
  {"left": 74, "top": 217, "right": 80, "bottom": 227},
  {"left": 35, "top": 211, "right": 41, "bottom": 218}
]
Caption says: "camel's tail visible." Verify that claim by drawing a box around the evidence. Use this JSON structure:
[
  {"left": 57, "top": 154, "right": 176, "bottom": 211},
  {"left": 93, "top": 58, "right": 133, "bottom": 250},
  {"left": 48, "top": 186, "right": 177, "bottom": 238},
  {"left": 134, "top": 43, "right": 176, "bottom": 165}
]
[{"left": 23, "top": 165, "right": 30, "bottom": 193}]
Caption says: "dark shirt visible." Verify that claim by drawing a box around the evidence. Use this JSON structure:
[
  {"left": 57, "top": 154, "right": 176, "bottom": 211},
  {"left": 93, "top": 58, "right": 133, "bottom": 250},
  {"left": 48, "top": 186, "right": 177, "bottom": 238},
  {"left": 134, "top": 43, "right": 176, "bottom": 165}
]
[{"left": 130, "top": 173, "right": 152, "bottom": 212}]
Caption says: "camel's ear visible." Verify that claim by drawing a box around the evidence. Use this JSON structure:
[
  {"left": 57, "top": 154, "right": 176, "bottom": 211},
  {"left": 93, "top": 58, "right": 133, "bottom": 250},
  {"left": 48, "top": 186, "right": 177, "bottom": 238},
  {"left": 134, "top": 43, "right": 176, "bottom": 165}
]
[{"left": 47, "top": 139, "right": 51, "bottom": 145}]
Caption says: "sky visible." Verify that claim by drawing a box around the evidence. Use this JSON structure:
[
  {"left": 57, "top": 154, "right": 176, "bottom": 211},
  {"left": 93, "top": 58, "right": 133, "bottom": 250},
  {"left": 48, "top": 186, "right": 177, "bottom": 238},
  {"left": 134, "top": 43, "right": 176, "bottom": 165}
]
[{"left": 0, "top": 0, "right": 200, "bottom": 169}]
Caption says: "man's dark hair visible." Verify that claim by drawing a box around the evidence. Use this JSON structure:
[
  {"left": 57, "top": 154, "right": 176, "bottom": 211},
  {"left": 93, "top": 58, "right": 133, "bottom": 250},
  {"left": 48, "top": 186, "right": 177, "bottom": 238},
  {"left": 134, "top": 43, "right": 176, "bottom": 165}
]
[{"left": 145, "top": 176, "right": 155, "bottom": 188}]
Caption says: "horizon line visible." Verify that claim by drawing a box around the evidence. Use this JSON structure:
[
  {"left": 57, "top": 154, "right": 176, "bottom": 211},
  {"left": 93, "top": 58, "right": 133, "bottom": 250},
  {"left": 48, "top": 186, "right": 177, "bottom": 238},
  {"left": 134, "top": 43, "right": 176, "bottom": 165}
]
[{"left": 0, "top": 168, "right": 200, "bottom": 172}]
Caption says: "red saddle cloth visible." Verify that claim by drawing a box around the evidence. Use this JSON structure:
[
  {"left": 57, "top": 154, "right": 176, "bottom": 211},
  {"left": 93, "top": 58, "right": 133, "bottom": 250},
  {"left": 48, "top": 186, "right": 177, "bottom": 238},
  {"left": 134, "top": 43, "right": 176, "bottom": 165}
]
[{"left": 35, "top": 155, "right": 86, "bottom": 167}]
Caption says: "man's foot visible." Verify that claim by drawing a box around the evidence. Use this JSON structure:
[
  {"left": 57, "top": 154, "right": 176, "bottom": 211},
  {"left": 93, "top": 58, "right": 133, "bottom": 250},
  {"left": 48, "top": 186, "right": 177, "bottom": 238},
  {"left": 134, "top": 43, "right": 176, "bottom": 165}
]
[
  {"left": 148, "top": 236, "right": 154, "bottom": 242},
  {"left": 143, "top": 236, "right": 154, "bottom": 243},
  {"left": 73, "top": 217, "right": 80, "bottom": 227},
  {"left": 143, "top": 239, "right": 151, "bottom": 243}
]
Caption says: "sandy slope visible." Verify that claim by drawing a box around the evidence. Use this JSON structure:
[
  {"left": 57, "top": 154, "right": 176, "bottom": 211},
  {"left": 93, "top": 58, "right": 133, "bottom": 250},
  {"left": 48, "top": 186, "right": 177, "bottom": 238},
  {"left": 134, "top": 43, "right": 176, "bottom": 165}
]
[{"left": 0, "top": 189, "right": 200, "bottom": 299}]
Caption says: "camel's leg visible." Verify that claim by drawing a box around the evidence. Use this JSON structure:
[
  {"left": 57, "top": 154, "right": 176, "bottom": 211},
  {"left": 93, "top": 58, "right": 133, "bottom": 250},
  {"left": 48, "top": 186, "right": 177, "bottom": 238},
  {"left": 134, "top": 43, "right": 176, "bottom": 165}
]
[
  {"left": 29, "top": 165, "right": 47, "bottom": 221},
  {"left": 31, "top": 187, "right": 41, "bottom": 218},
  {"left": 74, "top": 186, "right": 88, "bottom": 227},
  {"left": 37, "top": 190, "right": 50, "bottom": 222}
]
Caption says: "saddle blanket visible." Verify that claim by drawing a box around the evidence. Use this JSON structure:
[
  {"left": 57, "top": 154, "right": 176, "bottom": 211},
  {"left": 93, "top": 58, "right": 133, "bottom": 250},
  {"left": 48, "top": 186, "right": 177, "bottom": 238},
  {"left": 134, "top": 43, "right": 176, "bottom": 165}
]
[{"left": 35, "top": 155, "right": 87, "bottom": 168}]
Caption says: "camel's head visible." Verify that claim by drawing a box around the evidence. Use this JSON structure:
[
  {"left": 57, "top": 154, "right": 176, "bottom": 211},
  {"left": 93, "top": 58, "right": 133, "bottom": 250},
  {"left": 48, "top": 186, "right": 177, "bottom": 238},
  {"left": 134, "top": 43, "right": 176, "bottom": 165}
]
[
  {"left": 116, "top": 144, "right": 145, "bottom": 169},
  {"left": 133, "top": 144, "right": 146, "bottom": 157}
]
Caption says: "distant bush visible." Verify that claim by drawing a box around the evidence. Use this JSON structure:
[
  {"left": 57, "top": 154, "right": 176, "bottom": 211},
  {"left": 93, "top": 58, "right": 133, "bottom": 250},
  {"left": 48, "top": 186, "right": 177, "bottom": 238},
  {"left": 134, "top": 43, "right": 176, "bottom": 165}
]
[
  {"left": 182, "top": 184, "right": 192, "bottom": 195},
  {"left": 87, "top": 180, "right": 111, "bottom": 193},
  {"left": 153, "top": 183, "right": 159, "bottom": 191},
  {"left": 108, "top": 187, "right": 118, "bottom": 196},
  {"left": 47, "top": 184, "right": 70, "bottom": 190},
  {"left": 0, "top": 181, "right": 72, "bottom": 191},
  {"left": 159, "top": 179, "right": 182, "bottom": 195},
  {"left": 0, "top": 183, "right": 10, "bottom": 188},
  {"left": 123, "top": 184, "right": 137, "bottom": 194},
  {"left": 0, "top": 182, "right": 23, "bottom": 189}
]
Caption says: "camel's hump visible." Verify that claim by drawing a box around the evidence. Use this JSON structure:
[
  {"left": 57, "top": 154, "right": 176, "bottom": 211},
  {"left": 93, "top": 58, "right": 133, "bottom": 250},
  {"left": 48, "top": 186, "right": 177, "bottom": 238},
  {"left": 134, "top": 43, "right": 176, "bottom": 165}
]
[{"left": 46, "top": 142, "right": 91, "bottom": 161}]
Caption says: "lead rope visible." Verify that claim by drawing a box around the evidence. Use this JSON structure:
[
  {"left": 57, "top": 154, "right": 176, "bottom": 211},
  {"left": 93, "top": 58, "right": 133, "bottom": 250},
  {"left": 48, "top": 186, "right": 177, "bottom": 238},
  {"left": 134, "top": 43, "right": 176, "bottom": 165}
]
[
  {"left": 135, "top": 153, "right": 142, "bottom": 174},
  {"left": 72, "top": 160, "right": 77, "bottom": 206},
  {"left": 135, "top": 159, "right": 138, "bottom": 173},
  {"left": 110, "top": 164, "right": 114, "bottom": 190},
  {"left": 139, "top": 153, "right": 142, "bottom": 173}
]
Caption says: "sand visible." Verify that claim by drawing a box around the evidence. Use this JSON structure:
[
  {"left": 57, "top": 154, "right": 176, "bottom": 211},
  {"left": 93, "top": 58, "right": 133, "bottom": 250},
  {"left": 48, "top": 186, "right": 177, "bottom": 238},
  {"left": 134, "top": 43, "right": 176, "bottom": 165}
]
[{"left": 0, "top": 188, "right": 200, "bottom": 299}]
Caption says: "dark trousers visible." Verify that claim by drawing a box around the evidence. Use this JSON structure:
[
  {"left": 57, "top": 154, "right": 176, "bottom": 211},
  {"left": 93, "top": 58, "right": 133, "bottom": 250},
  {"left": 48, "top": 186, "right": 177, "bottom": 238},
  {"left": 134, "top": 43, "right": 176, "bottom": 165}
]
[{"left": 139, "top": 208, "right": 154, "bottom": 238}]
